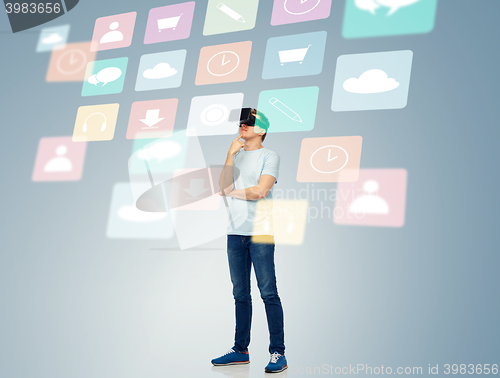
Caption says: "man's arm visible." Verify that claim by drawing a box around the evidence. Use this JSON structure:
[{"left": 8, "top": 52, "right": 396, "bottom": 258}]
[
  {"left": 223, "top": 174, "right": 276, "bottom": 201},
  {"left": 219, "top": 136, "right": 245, "bottom": 195}
]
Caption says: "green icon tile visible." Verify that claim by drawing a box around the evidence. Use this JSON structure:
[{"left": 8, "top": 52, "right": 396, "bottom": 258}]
[
  {"left": 81, "top": 57, "right": 128, "bottom": 97},
  {"left": 257, "top": 87, "right": 319, "bottom": 133},
  {"left": 342, "top": 0, "right": 438, "bottom": 39},
  {"left": 203, "top": 0, "right": 259, "bottom": 36}
]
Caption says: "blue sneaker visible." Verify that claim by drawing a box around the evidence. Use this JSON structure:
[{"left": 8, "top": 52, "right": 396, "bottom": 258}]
[
  {"left": 265, "top": 351, "right": 287, "bottom": 373},
  {"left": 211, "top": 348, "right": 250, "bottom": 366}
]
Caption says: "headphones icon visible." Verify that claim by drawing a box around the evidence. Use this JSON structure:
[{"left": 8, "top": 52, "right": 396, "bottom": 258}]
[{"left": 83, "top": 112, "right": 107, "bottom": 132}]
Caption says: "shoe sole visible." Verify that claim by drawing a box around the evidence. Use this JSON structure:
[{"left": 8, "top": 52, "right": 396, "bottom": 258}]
[
  {"left": 265, "top": 364, "right": 288, "bottom": 373},
  {"left": 212, "top": 361, "right": 250, "bottom": 366}
]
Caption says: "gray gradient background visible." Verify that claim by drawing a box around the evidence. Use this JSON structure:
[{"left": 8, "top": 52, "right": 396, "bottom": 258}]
[{"left": 1, "top": 1, "right": 499, "bottom": 377}]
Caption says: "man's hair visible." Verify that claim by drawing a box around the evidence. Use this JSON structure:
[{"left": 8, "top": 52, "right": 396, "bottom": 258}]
[{"left": 252, "top": 109, "right": 269, "bottom": 142}]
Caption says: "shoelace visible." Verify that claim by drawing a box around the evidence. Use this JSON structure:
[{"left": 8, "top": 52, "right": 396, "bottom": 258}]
[
  {"left": 270, "top": 352, "right": 281, "bottom": 363},
  {"left": 223, "top": 348, "right": 236, "bottom": 356}
]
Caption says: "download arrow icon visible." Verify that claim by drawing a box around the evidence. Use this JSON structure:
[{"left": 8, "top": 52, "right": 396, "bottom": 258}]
[
  {"left": 183, "top": 179, "right": 210, "bottom": 198},
  {"left": 140, "top": 109, "right": 164, "bottom": 128}
]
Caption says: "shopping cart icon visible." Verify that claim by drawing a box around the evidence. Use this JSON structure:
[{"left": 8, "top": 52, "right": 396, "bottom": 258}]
[
  {"left": 157, "top": 13, "right": 183, "bottom": 31},
  {"left": 278, "top": 45, "right": 312, "bottom": 65}
]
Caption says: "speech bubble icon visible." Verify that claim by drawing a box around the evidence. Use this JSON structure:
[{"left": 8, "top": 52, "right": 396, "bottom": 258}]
[
  {"left": 376, "top": 0, "right": 420, "bottom": 15},
  {"left": 87, "top": 74, "right": 99, "bottom": 86},
  {"left": 95, "top": 67, "right": 122, "bottom": 86},
  {"left": 355, "top": 0, "right": 380, "bottom": 14}
]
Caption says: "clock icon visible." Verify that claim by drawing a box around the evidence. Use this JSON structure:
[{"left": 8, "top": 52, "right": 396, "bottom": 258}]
[
  {"left": 56, "top": 49, "right": 87, "bottom": 75},
  {"left": 206, "top": 51, "right": 240, "bottom": 77},
  {"left": 284, "top": 0, "right": 321, "bottom": 15},
  {"left": 310, "top": 145, "right": 349, "bottom": 174}
]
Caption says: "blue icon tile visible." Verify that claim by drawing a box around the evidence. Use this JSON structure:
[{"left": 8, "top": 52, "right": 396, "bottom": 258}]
[
  {"left": 135, "top": 50, "right": 187, "bottom": 92},
  {"left": 331, "top": 50, "right": 413, "bottom": 112},
  {"left": 262, "top": 31, "right": 327, "bottom": 80}
]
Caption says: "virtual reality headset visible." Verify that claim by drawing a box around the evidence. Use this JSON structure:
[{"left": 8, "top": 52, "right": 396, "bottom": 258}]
[
  {"left": 229, "top": 107, "right": 269, "bottom": 133},
  {"left": 229, "top": 107, "right": 255, "bottom": 126}
]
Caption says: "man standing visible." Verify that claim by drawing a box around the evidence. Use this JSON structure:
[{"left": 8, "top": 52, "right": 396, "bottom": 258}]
[{"left": 212, "top": 109, "right": 287, "bottom": 373}]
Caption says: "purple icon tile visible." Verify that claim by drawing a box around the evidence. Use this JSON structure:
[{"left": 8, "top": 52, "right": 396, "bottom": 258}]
[
  {"left": 271, "top": 0, "right": 332, "bottom": 26},
  {"left": 144, "top": 1, "right": 196, "bottom": 44}
]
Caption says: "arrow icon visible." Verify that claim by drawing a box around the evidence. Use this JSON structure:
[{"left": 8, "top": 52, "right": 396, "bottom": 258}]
[
  {"left": 183, "top": 178, "right": 210, "bottom": 198},
  {"left": 140, "top": 109, "right": 164, "bottom": 128}
]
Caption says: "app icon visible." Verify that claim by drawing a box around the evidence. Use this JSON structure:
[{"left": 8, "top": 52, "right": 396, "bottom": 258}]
[
  {"left": 331, "top": 50, "right": 413, "bottom": 112},
  {"left": 296, "top": 136, "right": 363, "bottom": 182},
  {"left": 203, "top": 0, "right": 259, "bottom": 36},
  {"left": 253, "top": 200, "right": 308, "bottom": 245},
  {"left": 127, "top": 99, "right": 178, "bottom": 140},
  {"left": 129, "top": 131, "right": 207, "bottom": 195},
  {"left": 32, "top": 136, "right": 87, "bottom": 182},
  {"left": 73, "top": 104, "right": 120, "bottom": 142},
  {"left": 342, "top": 0, "right": 438, "bottom": 38},
  {"left": 187, "top": 93, "right": 243, "bottom": 136},
  {"left": 195, "top": 41, "right": 252, "bottom": 85},
  {"left": 334, "top": 169, "right": 408, "bottom": 227},
  {"left": 271, "top": 0, "right": 332, "bottom": 26},
  {"left": 36, "top": 25, "right": 70, "bottom": 52},
  {"left": 46, "top": 42, "right": 96, "bottom": 82},
  {"left": 257, "top": 87, "right": 319, "bottom": 133},
  {"left": 135, "top": 50, "right": 186, "bottom": 91},
  {"left": 129, "top": 135, "right": 189, "bottom": 176},
  {"left": 144, "top": 2, "right": 196, "bottom": 44},
  {"left": 81, "top": 57, "right": 128, "bottom": 97},
  {"left": 91, "top": 12, "right": 137, "bottom": 51},
  {"left": 107, "top": 183, "right": 175, "bottom": 239},
  {"left": 170, "top": 168, "right": 221, "bottom": 210},
  {"left": 262, "top": 31, "right": 327, "bottom": 80}
]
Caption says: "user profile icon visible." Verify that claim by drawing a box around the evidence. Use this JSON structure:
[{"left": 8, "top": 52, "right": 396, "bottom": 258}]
[{"left": 32, "top": 136, "right": 87, "bottom": 182}]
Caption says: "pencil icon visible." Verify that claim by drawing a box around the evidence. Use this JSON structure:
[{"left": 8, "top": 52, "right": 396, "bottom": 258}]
[
  {"left": 269, "top": 97, "right": 303, "bottom": 123},
  {"left": 217, "top": 3, "right": 245, "bottom": 23}
]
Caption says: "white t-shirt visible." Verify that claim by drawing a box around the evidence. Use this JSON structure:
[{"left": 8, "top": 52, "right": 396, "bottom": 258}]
[{"left": 226, "top": 147, "right": 280, "bottom": 236}]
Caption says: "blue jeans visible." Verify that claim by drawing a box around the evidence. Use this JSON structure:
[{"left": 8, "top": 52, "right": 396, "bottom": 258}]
[{"left": 227, "top": 235, "right": 285, "bottom": 355}]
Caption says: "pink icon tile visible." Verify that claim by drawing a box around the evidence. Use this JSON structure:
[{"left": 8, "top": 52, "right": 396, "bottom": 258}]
[
  {"left": 32, "top": 136, "right": 87, "bottom": 182},
  {"left": 195, "top": 41, "right": 252, "bottom": 85},
  {"left": 334, "top": 169, "right": 408, "bottom": 227},
  {"left": 126, "top": 99, "right": 178, "bottom": 140},
  {"left": 296, "top": 136, "right": 363, "bottom": 182},
  {"left": 169, "top": 168, "right": 222, "bottom": 211},
  {"left": 144, "top": 2, "right": 196, "bottom": 44},
  {"left": 91, "top": 12, "right": 137, "bottom": 52},
  {"left": 271, "top": 0, "right": 332, "bottom": 26}
]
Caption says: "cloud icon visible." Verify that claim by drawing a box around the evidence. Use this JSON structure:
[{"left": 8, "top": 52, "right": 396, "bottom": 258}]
[
  {"left": 118, "top": 205, "right": 166, "bottom": 222},
  {"left": 42, "top": 33, "right": 63, "bottom": 44},
  {"left": 343, "top": 69, "right": 399, "bottom": 94},
  {"left": 143, "top": 62, "right": 177, "bottom": 79}
]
